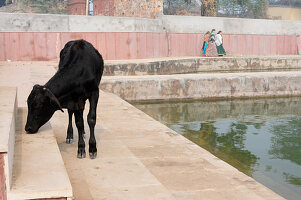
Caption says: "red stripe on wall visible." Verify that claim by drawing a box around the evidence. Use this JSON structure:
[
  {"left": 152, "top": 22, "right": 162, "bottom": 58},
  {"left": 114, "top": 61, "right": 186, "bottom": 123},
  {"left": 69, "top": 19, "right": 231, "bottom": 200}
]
[{"left": 0, "top": 32, "right": 299, "bottom": 61}]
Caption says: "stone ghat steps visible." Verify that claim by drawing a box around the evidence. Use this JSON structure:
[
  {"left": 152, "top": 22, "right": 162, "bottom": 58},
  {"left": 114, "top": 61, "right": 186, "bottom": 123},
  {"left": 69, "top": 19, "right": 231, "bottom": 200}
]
[
  {"left": 100, "top": 71, "right": 301, "bottom": 101},
  {"left": 7, "top": 108, "right": 72, "bottom": 200},
  {"left": 47, "top": 90, "right": 284, "bottom": 200},
  {"left": 104, "top": 56, "right": 301, "bottom": 76}
]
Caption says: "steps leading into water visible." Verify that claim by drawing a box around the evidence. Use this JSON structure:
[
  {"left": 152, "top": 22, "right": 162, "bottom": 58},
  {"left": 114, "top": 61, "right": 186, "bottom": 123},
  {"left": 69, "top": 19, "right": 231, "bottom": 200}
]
[
  {"left": 48, "top": 90, "right": 285, "bottom": 199},
  {"left": 101, "top": 71, "right": 301, "bottom": 101},
  {"left": 7, "top": 108, "right": 72, "bottom": 200}
]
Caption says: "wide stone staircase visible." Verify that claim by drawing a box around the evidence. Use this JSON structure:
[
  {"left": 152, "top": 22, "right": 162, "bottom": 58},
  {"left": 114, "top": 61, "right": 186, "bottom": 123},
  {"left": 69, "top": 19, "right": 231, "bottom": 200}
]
[
  {"left": 0, "top": 57, "right": 294, "bottom": 200},
  {"left": 0, "top": 87, "right": 72, "bottom": 200}
]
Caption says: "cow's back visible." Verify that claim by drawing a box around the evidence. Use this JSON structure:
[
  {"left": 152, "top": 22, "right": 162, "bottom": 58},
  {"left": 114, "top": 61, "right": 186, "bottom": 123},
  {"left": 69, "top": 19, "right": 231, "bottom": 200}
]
[{"left": 47, "top": 40, "right": 104, "bottom": 110}]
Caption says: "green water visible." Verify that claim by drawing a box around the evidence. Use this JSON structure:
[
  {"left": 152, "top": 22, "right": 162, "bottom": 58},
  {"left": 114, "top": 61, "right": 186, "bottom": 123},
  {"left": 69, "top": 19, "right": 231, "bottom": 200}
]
[{"left": 133, "top": 97, "right": 301, "bottom": 200}]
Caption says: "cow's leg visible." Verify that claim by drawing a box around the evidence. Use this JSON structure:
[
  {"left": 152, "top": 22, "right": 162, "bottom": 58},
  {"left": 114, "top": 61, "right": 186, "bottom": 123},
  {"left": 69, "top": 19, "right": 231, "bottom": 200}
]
[
  {"left": 66, "top": 109, "right": 74, "bottom": 144},
  {"left": 88, "top": 90, "right": 99, "bottom": 159},
  {"left": 74, "top": 109, "right": 86, "bottom": 158}
]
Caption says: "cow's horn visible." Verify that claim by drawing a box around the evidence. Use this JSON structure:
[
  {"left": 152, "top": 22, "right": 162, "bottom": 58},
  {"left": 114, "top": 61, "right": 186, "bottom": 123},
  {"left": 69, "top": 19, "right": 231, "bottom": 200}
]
[{"left": 44, "top": 88, "right": 64, "bottom": 113}]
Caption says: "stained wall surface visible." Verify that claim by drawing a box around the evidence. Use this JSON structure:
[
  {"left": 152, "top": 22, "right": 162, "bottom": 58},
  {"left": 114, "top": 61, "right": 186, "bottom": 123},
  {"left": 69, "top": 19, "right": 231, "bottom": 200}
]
[
  {"left": 0, "top": 13, "right": 300, "bottom": 61},
  {"left": 100, "top": 71, "right": 301, "bottom": 101},
  {"left": 0, "top": 32, "right": 299, "bottom": 61}
]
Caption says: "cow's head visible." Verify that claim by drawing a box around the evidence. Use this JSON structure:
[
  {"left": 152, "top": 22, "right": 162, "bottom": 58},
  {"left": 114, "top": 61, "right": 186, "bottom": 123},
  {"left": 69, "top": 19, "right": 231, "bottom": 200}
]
[{"left": 25, "top": 85, "right": 64, "bottom": 133}]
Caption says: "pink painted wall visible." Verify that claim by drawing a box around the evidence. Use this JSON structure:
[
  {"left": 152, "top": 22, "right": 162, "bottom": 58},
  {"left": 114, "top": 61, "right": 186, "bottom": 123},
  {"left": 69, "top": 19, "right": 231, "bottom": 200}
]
[
  {"left": 0, "top": 32, "right": 299, "bottom": 61},
  {"left": 297, "top": 36, "right": 301, "bottom": 55}
]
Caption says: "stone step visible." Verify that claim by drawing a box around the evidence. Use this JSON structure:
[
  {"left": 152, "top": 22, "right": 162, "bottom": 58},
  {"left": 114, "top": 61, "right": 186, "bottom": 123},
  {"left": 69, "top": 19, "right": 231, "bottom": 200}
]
[
  {"left": 100, "top": 71, "right": 301, "bottom": 101},
  {"left": 7, "top": 108, "right": 73, "bottom": 200},
  {"left": 104, "top": 56, "right": 301, "bottom": 76},
  {"left": 0, "top": 87, "right": 17, "bottom": 194}
]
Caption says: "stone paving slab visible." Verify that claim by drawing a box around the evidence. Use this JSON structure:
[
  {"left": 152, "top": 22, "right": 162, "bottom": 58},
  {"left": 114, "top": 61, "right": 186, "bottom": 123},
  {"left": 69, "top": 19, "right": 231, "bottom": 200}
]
[
  {"left": 49, "top": 91, "right": 284, "bottom": 200},
  {"left": 0, "top": 61, "right": 57, "bottom": 107},
  {"left": 8, "top": 108, "right": 72, "bottom": 199},
  {"left": 0, "top": 87, "right": 17, "bottom": 190},
  {"left": 0, "top": 87, "right": 16, "bottom": 152}
]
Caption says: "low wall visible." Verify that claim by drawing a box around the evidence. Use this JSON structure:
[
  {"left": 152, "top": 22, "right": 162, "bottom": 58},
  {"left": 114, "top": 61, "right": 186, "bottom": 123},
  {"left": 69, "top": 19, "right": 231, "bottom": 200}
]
[
  {"left": 1, "top": 13, "right": 301, "bottom": 35},
  {"left": 100, "top": 71, "right": 301, "bottom": 101},
  {"left": 0, "top": 13, "right": 300, "bottom": 61},
  {"left": 0, "top": 32, "right": 299, "bottom": 61},
  {"left": 104, "top": 56, "right": 301, "bottom": 75}
]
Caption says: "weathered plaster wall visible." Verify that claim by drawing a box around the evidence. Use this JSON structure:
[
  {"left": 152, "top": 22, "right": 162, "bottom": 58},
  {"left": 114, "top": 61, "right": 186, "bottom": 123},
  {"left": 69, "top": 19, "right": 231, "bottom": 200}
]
[
  {"left": 1, "top": 13, "right": 300, "bottom": 35},
  {"left": 68, "top": 0, "right": 163, "bottom": 18},
  {"left": 0, "top": 13, "right": 300, "bottom": 60},
  {"left": 68, "top": 0, "right": 86, "bottom": 15},
  {"left": 100, "top": 72, "right": 301, "bottom": 101},
  {"left": 0, "top": 32, "right": 299, "bottom": 61},
  {"left": 93, "top": 0, "right": 114, "bottom": 16},
  {"left": 104, "top": 56, "right": 301, "bottom": 76}
]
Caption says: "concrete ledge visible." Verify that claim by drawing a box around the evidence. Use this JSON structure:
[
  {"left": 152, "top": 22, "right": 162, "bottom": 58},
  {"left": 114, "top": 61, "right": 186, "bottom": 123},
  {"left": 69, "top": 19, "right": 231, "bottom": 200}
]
[
  {"left": 100, "top": 71, "right": 301, "bottom": 101},
  {"left": 0, "top": 87, "right": 17, "bottom": 191},
  {"left": 104, "top": 56, "right": 301, "bottom": 76},
  {"left": 97, "top": 91, "right": 284, "bottom": 199},
  {"left": 161, "top": 15, "right": 301, "bottom": 35},
  {"left": 0, "top": 13, "right": 300, "bottom": 35},
  {"left": 7, "top": 108, "right": 72, "bottom": 200}
]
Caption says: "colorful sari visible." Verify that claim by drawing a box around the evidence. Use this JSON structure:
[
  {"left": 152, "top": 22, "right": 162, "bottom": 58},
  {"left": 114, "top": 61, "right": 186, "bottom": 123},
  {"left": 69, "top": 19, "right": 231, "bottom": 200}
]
[{"left": 206, "top": 34, "right": 218, "bottom": 57}]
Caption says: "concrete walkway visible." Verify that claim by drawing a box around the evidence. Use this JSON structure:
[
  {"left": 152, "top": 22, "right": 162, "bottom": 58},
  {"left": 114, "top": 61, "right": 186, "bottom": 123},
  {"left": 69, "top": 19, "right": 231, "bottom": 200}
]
[
  {"left": 0, "top": 60, "right": 286, "bottom": 199},
  {"left": 50, "top": 91, "right": 284, "bottom": 200}
]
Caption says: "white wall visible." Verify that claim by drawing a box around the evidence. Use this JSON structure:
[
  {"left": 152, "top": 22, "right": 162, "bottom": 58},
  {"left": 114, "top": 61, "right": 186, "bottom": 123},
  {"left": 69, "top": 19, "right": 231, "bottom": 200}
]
[{"left": 0, "top": 12, "right": 300, "bottom": 35}]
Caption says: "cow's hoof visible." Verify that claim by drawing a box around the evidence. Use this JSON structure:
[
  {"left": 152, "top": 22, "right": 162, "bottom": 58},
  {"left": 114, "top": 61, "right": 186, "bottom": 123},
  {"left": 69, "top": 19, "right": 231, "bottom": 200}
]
[
  {"left": 89, "top": 152, "right": 97, "bottom": 159},
  {"left": 66, "top": 138, "right": 73, "bottom": 144},
  {"left": 77, "top": 151, "right": 86, "bottom": 159}
]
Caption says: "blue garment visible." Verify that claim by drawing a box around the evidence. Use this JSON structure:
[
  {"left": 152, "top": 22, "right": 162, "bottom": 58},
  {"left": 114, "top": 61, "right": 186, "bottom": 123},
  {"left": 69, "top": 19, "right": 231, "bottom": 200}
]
[
  {"left": 202, "top": 42, "right": 208, "bottom": 55},
  {"left": 210, "top": 34, "right": 215, "bottom": 42}
]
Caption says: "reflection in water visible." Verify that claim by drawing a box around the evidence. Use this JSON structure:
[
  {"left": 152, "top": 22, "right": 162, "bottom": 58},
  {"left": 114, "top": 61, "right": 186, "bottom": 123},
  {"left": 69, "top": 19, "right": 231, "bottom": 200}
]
[
  {"left": 182, "top": 121, "right": 259, "bottom": 176},
  {"left": 133, "top": 97, "right": 301, "bottom": 200},
  {"left": 269, "top": 119, "right": 301, "bottom": 166}
]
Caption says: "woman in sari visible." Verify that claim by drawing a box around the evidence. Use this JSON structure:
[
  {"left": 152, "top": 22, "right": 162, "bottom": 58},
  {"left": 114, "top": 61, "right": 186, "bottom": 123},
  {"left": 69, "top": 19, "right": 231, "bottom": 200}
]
[
  {"left": 215, "top": 31, "right": 226, "bottom": 56},
  {"left": 205, "top": 29, "right": 218, "bottom": 57},
  {"left": 201, "top": 31, "right": 210, "bottom": 56}
]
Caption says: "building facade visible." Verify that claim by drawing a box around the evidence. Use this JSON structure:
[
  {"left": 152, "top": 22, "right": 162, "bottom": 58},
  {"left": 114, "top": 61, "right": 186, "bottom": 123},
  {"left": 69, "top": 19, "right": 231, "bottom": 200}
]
[
  {"left": 68, "top": 0, "right": 86, "bottom": 15},
  {"left": 68, "top": 0, "right": 163, "bottom": 18}
]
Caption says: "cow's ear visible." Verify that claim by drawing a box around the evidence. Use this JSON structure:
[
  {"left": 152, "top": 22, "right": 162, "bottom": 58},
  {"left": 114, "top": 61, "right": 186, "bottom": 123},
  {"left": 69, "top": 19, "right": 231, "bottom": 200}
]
[{"left": 43, "top": 87, "right": 64, "bottom": 113}]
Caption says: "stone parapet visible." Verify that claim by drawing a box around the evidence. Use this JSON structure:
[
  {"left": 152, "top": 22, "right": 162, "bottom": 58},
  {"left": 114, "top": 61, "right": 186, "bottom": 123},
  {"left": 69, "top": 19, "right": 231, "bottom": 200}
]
[
  {"left": 0, "top": 13, "right": 300, "bottom": 35},
  {"left": 104, "top": 56, "right": 301, "bottom": 76},
  {"left": 100, "top": 71, "right": 301, "bottom": 101}
]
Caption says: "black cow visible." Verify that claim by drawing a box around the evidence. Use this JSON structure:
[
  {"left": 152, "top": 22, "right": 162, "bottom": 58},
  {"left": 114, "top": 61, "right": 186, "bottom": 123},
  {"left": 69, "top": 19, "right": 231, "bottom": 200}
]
[{"left": 25, "top": 39, "right": 104, "bottom": 159}]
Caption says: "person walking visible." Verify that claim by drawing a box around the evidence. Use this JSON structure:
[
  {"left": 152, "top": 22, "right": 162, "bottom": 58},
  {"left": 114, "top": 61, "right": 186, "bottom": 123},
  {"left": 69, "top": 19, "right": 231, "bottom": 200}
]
[
  {"left": 201, "top": 31, "right": 210, "bottom": 56},
  {"left": 205, "top": 29, "right": 218, "bottom": 57},
  {"left": 215, "top": 31, "right": 226, "bottom": 56}
]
